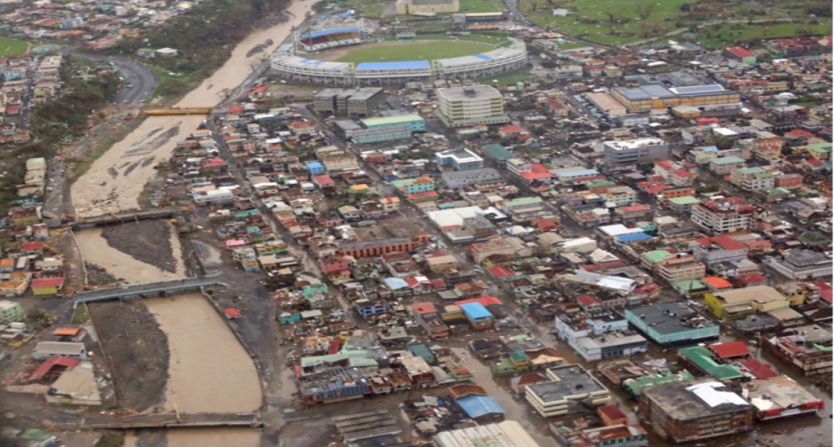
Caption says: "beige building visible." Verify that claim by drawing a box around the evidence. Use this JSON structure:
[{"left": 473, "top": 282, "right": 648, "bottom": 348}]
[
  {"left": 437, "top": 85, "right": 509, "bottom": 128},
  {"left": 395, "top": 0, "right": 459, "bottom": 15}
]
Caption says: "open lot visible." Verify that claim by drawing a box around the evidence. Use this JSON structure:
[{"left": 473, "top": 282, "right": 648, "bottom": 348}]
[
  {"left": 698, "top": 22, "right": 832, "bottom": 48},
  {"left": 335, "top": 39, "right": 498, "bottom": 62},
  {"left": 0, "top": 36, "right": 28, "bottom": 57}
]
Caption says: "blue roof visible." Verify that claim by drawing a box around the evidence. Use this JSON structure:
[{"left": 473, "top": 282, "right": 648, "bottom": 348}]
[
  {"left": 473, "top": 54, "right": 494, "bottom": 61},
  {"left": 457, "top": 396, "right": 504, "bottom": 419},
  {"left": 306, "top": 161, "right": 323, "bottom": 168},
  {"left": 302, "top": 27, "right": 360, "bottom": 39},
  {"left": 355, "top": 60, "right": 431, "bottom": 72},
  {"left": 461, "top": 302, "right": 492, "bottom": 320},
  {"left": 557, "top": 168, "right": 598, "bottom": 179},
  {"left": 617, "top": 232, "right": 653, "bottom": 243},
  {"left": 383, "top": 277, "right": 409, "bottom": 290}
]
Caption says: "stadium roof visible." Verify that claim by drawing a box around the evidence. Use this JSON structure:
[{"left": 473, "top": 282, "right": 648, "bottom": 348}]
[
  {"left": 302, "top": 27, "right": 360, "bottom": 39},
  {"left": 355, "top": 60, "right": 431, "bottom": 71}
]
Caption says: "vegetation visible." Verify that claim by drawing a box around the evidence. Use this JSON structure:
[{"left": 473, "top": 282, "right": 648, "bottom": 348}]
[
  {"left": 0, "top": 59, "right": 120, "bottom": 208},
  {"left": 459, "top": 0, "right": 506, "bottom": 13},
  {"left": 0, "top": 36, "right": 28, "bottom": 57},
  {"left": 110, "top": 0, "right": 288, "bottom": 102},
  {"left": 698, "top": 22, "right": 832, "bottom": 48},
  {"left": 337, "top": 39, "right": 497, "bottom": 62},
  {"left": 487, "top": 70, "right": 534, "bottom": 86},
  {"left": 94, "top": 431, "right": 125, "bottom": 447}
]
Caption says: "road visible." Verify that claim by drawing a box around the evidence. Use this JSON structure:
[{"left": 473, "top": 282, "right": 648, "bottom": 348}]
[{"left": 65, "top": 51, "right": 159, "bottom": 110}]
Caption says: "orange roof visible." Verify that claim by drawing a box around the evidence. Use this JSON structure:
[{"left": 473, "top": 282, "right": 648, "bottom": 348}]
[
  {"left": 704, "top": 276, "right": 733, "bottom": 289},
  {"left": 53, "top": 328, "right": 82, "bottom": 337}
]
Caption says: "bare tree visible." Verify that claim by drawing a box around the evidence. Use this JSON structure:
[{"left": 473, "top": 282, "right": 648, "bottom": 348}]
[{"left": 634, "top": 1, "right": 652, "bottom": 20}]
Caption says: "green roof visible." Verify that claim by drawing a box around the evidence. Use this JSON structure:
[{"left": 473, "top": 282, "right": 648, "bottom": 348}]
[
  {"left": 483, "top": 144, "right": 513, "bottom": 160},
  {"left": 361, "top": 113, "right": 423, "bottom": 127},
  {"left": 711, "top": 156, "right": 744, "bottom": 165},
  {"left": 643, "top": 250, "right": 673, "bottom": 264},
  {"left": 678, "top": 346, "right": 743, "bottom": 381},
  {"left": 507, "top": 196, "right": 543, "bottom": 207},
  {"left": 622, "top": 370, "right": 694, "bottom": 397},
  {"left": 736, "top": 166, "right": 765, "bottom": 175},
  {"left": 588, "top": 180, "right": 617, "bottom": 189},
  {"left": 669, "top": 196, "right": 700, "bottom": 205},
  {"left": 674, "top": 279, "right": 706, "bottom": 292},
  {"left": 807, "top": 143, "right": 832, "bottom": 154}
]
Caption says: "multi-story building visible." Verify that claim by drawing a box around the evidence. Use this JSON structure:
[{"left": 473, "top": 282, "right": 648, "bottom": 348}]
[
  {"left": 525, "top": 365, "right": 610, "bottom": 417},
  {"left": 436, "top": 85, "right": 509, "bottom": 127},
  {"left": 764, "top": 325, "right": 831, "bottom": 376},
  {"left": 703, "top": 285, "right": 789, "bottom": 320},
  {"left": 313, "top": 87, "right": 385, "bottom": 117},
  {"left": 708, "top": 156, "right": 746, "bottom": 175},
  {"left": 729, "top": 167, "right": 776, "bottom": 192},
  {"left": 554, "top": 309, "right": 647, "bottom": 362},
  {"left": 435, "top": 148, "right": 484, "bottom": 171},
  {"left": 763, "top": 249, "right": 832, "bottom": 280},
  {"left": 640, "top": 380, "right": 754, "bottom": 443},
  {"left": 603, "top": 138, "right": 670, "bottom": 165},
  {"left": 692, "top": 236, "right": 749, "bottom": 267},
  {"left": 690, "top": 198, "right": 755, "bottom": 234},
  {"left": 625, "top": 302, "right": 719, "bottom": 346},
  {"left": 0, "top": 300, "right": 22, "bottom": 322},
  {"left": 655, "top": 254, "right": 706, "bottom": 284}
]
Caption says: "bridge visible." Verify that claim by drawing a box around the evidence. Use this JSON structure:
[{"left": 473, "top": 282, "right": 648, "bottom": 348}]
[
  {"left": 74, "top": 275, "right": 228, "bottom": 306},
  {"left": 59, "top": 412, "right": 262, "bottom": 430},
  {"left": 47, "top": 207, "right": 182, "bottom": 230},
  {"left": 140, "top": 107, "right": 213, "bottom": 117}
]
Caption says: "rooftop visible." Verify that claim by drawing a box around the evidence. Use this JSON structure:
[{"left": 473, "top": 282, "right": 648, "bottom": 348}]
[
  {"left": 526, "top": 364, "right": 606, "bottom": 403},
  {"left": 643, "top": 380, "right": 750, "bottom": 421},
  {"left": 626, "top": 302, "right": 716, "bottom": 336}
]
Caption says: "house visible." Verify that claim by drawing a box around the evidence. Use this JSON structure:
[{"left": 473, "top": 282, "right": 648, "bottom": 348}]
[{"left": 31, "top": 277, "right": 64, "bottom": 296}]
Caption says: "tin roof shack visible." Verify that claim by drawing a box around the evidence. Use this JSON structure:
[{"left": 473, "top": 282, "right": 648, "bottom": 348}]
[
  {"left": 624, "top": 302, "right": 719, "bottom": 346},
  {"left": 764, "top": 324, "right": 832, "bottom": 376},
  {"left": 32, "top": 341, "right": 86, "bottom": 361},
  {"left": 525, "top": 364, "right": 610, "bottom": 417},
  {"left": 741, "top": 375, "right": 824, "bottom": 421},
  {"left": 640, "top": 380, "right": 754, "bottom": 443}
]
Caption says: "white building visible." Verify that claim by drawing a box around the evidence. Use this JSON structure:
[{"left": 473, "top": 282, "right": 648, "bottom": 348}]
[
  {"left": 436, "top": 85, "right": 509, "bottom": 127},
  {"left": 603, "top": 138, "right": 670, "bottom": 165},
  {"left": 691, "top": 198, "right": 754, "bottom": 234}
]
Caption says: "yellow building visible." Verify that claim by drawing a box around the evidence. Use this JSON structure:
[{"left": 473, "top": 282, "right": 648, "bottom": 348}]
[
  {"left": 704, "top": 285, "right": 789, "bottom": 320},
  {"left": 612, "top": 84, "right": 741, "bottom": 113}
]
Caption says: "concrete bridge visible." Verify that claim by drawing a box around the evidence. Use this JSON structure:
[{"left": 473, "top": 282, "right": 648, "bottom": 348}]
[
  {"left": 73, "top": 275, "right": 228, "bottom": 306},
  {"left": 69, "top": 207, "right": 181, "bottom": 230},
  {"left": 60, "top": 412, "right": 262, "bottom": 430}
]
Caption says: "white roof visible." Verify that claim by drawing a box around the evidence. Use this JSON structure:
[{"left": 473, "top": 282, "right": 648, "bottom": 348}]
[
  {"left": 427, "top": 206, "right": 506, "bottom": 228},
  {"left": 434, "top": 420, "right": 540, "bottom": 447},
  {"left": 598, "top": 224, "right": 643, "bottom": 237},
  {"left": 687, "top": 381, "right": 749, "bottom": 408}
]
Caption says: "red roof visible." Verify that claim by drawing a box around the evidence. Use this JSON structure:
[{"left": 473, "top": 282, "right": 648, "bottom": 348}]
[
  {"left": 709, "top": 341, "right": 750, "bottom": 359},
  {"left": 407, "top": 191, "right": 439, "bottom": 200},
  {"left": 785, "top": 129, "right": 814, "bottom": 140},
  {"left": 224, "top": 308, "right": 241, "bottom": 319},
  {"left": 597, "top": 405, "right": 627, "bottom": 422},
  {"left": 704, "top": 276, "right": 733, "bottom": 289},
  {"left": 455, "top": 296, "right": 502, "bottom": 308},
  {"left": 413, "top": 303, "right": 437, "bottom": 314},
  {"left": 488, "top": 266, "right": 515, "bottom": 279},
  {"left": 312, "top": 175, "right": 335, "bottom": 186},
  {"left": 727, "top": 47, "right": 754, "bottom": 58},
  {"left": 28, "top": 357, "right": 79, "bottom": 382},
  {"left": 22, "top": 242, "right": 45, "bottom": 251},
  {"left": 816, "top": 282, "right": 832, "bottom": 304},
  {"left": 738, "top": 359, "right": 777, "bottom": 379},
  {"left": 31, "top": 277, "right": 64, "bottom": 289},
  {"left": 577, "top": 294, "right": 601, "bottom": 308},
  {"left": 520, "top": 163, "right": 552, "bottom": 181}
]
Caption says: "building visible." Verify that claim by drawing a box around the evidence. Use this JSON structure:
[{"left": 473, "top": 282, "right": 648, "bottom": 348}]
[
  {"left": 554, "top": 310, "right": 648, "bottom": 362},
  {"left": 298, "top": 27, "right": 362, "bottom": 51},
  {"left": 611, "top": 84, "right": 741, "bottom": 113},
  {"left": 655, "top": 255, "right": 706, "bottom": 284},
  {"left": 708, "top": 156, "right": 745, "bottom": 175},
  {"left": 764, "top": 325, "right": 832, "bottom": 376},
  {"left": 437, "top": 85, "right": 509, "bottom": 127},
  {"left": 692, "top": 236, "right": 748, "bottom": 267},
  {"left": 726, "top": 47, "right": 757, "bottom": 64},
  {"left": 729, "top": 167, "right": 775, "bottom": 192},
  {"left": 525, "top": 365, "right": 610, "bottom": 417},
  {"left": 313, "top": 87, "right": 385, "bottom": 117},
  {"left": 32, "top": 341, "right": 87, "bottom": 360},
  {"left": 336, "top": 220, "right": 430, "bottom": 258},
  {"left": 396, "top": 0, "right": 459, "bottom": 14},
  {"left": 640, "top": 380, "right": 754, "bottom": 443},
  {"left": 435, "top": 148, "right": 484, "bottom": 171},
  {"left": 0, "top": 300, "right": 22, "bottom": 323},
  {"left": 603, "top": 138, "right": 670, "bottom": 165},
  {"left": 690, "top": 198, "right": 755, "bottom": 234},
  {"left": 31, "top": 277, "right": 64, "bottom": 295},
  {"left": 704, "top": 285, "right": 789, "bottom": 320},
  {"left": 763, "top": 249, "right": 832, "bottom": 280},
  {"left": 441, "top": 168, "right": 503, "bottom": 189},
  {"left": 625, "top": 302, "right": 719, "bottom": 346},
  {"left": 741, "top": 376, "right": 824, "bottom": 420},
  {"left": 433, "top": 420, "right": 539, "bottom": 447},
  {"left": 554, "top": 424, "right": 648, "bottom": 447},
  {"left": 677, "top": 346, "right": 744, "bottom": 381}
]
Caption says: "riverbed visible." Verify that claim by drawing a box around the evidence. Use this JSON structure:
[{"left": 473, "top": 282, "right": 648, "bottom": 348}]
[{"left": 71, "top": 0, "right": 316, "bottom": 218}]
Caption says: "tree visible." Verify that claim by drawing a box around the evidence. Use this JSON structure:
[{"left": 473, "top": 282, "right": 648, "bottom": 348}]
[{"left": 634, "top": 1, "right": 652, "bottom": 20}]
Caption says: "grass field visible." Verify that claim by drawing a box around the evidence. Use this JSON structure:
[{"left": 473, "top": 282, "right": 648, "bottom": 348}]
[
  {"left": 460, "top": 0, "right": 506, "bottom": 13},
  {"left": 336, "top": 40, "right": 497, "bottom": 62},
  {"left": 698, "top": 22, "right": 832, "bottom": 48},
  {"left": 519, "top": 0, "right": 692, "bottom": 45},
  {"left": 0, "top": 36, "right": 29, "bottom": 57}
]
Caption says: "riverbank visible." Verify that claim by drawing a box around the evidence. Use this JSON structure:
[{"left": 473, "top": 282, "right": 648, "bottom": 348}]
[{"left": 71, "top": 0, "right": 315, "bottom": 218}]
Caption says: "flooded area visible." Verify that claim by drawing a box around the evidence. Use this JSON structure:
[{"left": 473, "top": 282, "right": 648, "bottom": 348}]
[
  {"left": 166, "top": 428, "right": 261, "bottom": 447},
  {"left": 71, "top": 0, "right": 316, "bottom": 217},
  {"left": 145, "top": 293, "right": 262, "bottom": 414}
]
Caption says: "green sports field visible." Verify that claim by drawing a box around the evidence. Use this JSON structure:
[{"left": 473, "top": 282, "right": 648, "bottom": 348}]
[
  {"left": 0, "top": 36, "right": 28, "bottom": 57},
  {"left": 336, "top": 40, "right": 497, "bottom": 63}
]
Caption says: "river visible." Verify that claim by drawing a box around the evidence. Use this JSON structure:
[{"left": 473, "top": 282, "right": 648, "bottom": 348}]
[
  {"left": 71, "top": 0, "right": 316, "bottom": 218},
  {"left": 72, "top": 1, "right": 316, "bottom": 445}
]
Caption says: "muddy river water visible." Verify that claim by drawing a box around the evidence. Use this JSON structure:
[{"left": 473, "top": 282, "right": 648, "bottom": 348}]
[{"left": 73, "top": 1, "right": 316, "bottom": 445}]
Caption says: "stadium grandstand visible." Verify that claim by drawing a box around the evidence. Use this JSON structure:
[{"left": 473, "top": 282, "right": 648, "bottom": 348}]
[
  {"left": 298, "top": 27, "right": 363, "bottom": 52},
  {"left": 272, "top": 38, "right": 528, "bottom": 86}
]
